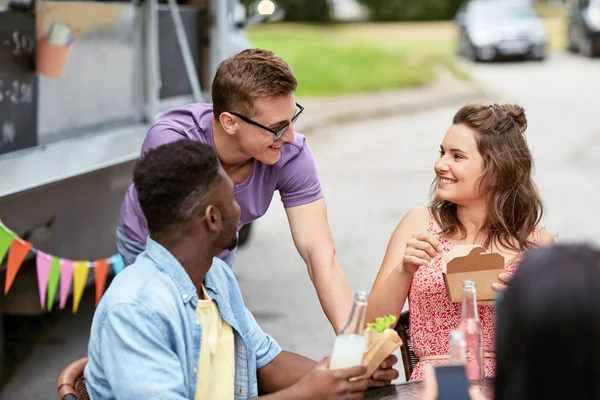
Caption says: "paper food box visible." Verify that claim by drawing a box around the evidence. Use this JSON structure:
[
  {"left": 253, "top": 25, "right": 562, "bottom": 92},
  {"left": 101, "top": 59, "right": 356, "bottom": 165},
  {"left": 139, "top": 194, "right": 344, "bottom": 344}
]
[
  {"left": 440, "top": 245, "right": 505, "bottom": 303},
  {"left": 361, "top": 316, "right": 403, "bottom": 378}
]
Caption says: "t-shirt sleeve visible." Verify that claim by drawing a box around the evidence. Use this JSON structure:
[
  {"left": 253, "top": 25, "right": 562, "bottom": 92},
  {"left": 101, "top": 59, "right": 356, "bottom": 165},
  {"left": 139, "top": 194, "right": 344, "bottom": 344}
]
[
  {"left": 277, "top": 138, "right": 324, "bottom": 208},
  {"left": 141, "top": 124, "right": 188, "bottom": 157}
]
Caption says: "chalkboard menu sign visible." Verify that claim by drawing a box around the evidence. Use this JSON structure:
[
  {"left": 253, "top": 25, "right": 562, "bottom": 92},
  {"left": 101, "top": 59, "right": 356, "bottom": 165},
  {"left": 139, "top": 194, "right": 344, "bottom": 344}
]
[{"left": 0, "top": 12, "right": 38, "bottom": 156}]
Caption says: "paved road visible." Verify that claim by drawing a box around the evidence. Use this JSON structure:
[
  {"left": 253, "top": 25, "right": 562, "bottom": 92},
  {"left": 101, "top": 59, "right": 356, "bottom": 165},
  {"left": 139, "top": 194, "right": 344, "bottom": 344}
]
[{"left": 1, "top": 52, "right": 598, "bottom": 399}]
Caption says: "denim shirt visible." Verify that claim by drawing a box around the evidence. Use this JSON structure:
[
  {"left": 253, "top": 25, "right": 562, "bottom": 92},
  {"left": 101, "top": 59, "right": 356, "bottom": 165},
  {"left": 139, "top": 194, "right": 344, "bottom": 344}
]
[{"left": 84, "top": 237, "right": 282, "bottom": 399}]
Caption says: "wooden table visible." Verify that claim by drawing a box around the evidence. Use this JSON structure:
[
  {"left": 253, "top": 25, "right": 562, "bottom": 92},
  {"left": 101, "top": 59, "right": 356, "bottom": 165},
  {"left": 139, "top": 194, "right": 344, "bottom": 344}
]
[{"left": 364, "top": 379, "right": 495, "bottom": 399}]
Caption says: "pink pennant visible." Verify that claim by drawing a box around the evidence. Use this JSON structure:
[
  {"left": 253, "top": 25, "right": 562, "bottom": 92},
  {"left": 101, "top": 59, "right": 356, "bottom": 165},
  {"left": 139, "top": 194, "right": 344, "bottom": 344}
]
[
  {"left": 36, "top": 251, "right": 52, "bottom": 310},
  {"left": 59, "top": 259, "right": 74, "bottom": 309}
]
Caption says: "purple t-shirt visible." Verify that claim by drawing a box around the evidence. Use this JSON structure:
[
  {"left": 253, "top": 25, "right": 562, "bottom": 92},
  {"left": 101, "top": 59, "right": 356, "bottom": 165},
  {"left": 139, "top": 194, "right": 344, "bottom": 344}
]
[{"left": 120, "top": 103, "right": 324, "bottom": 249}]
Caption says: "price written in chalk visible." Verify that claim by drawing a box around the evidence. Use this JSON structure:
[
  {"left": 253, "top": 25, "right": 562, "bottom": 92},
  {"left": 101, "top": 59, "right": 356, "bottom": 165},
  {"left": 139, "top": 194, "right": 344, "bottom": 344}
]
[
  {"left": 0, "top": 120, "right": 16, "bottom": 146},
  {"left": 1, "top": 31, "right": 35, "bottom": 56},
  {"left": 0, "top": 79, "right": 34, "bottom": 104}
]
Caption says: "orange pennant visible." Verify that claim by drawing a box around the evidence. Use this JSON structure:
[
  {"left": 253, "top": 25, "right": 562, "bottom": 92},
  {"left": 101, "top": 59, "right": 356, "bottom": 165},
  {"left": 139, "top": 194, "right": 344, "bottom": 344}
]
[
  {"left": 93, "top": 259, "right": 109, "bottom": 306},
  {"left": 5, "top": 238, "right": 32, "bottom": 294}
]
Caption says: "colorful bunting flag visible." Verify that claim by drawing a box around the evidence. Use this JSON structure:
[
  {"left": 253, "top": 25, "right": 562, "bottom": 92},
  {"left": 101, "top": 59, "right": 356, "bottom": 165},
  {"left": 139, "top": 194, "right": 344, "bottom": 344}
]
[
  {"left": 94, "top": 259, "right": 109, "bottom": 307},
  {"left": 36, "top": 251, "right": 52, "bottom": 310},
  {"left": 111, "top": 254, "right": 125, "bottom": 275},
  {"left": 73, "top": 261, "right": 89, "bottom": 314},
  {"left": 5, "top": 237, "right": 32, "bottom": 294},
  {"left": 59, "top": 260, "right": 74, "bottom": 309},
  {"left": 46, "top": 257, "right": 61, "bottom": 312},
  {"left": 1, "top": 219, "right": 125, "bottom": 314},
  {"left": 0, "top": 220, "right": 16, "bottom": 266}
]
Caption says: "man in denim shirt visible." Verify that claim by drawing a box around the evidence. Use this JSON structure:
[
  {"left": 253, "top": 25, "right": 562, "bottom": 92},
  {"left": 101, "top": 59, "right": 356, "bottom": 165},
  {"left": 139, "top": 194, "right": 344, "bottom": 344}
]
[{"left": 85, "top": 140, "right": 398, "bottom": 399}]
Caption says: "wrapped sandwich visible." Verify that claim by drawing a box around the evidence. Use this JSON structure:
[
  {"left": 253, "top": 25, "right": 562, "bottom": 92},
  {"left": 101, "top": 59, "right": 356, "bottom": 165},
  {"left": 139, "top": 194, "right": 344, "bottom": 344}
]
[{"left": 362, "top": 315, "right": 403, "bottom": 377}]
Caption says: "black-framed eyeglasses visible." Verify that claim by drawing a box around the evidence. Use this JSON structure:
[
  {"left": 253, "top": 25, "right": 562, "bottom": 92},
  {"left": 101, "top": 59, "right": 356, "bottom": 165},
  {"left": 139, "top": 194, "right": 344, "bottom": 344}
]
[{"left": 230, "top": 102, "right": 304, "bottom": 141}]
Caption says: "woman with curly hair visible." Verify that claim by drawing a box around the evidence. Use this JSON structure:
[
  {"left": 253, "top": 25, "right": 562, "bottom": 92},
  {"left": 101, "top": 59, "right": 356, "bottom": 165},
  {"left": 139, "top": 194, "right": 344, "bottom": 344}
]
[{"left": 367, "top": 103, "right": 555, "bottom": 381}]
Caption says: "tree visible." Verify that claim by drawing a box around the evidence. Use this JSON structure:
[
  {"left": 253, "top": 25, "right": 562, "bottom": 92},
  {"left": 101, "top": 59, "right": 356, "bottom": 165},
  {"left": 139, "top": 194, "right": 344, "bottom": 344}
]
[
  {"left": 242, "top": 0, "right": 332, "bottom": 23},
  {"left": 357, "top": 0, "right": 465, "bottom": 21}
]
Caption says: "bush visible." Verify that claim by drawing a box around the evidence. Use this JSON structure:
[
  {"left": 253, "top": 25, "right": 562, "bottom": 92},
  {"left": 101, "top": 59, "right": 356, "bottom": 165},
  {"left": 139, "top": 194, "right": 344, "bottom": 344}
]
[
  {"left": 281, "top": 0, "right": 331, "bottom": 23},
  {"left": 357, "top": 0, "right": 464, "bottom": 21}
]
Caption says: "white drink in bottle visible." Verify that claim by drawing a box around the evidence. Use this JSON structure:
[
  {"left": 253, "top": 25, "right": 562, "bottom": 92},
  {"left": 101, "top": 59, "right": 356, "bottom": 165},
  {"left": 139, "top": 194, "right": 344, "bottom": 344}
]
[{"left": 329, "top": 291, "right": 368, "bottom": 370}]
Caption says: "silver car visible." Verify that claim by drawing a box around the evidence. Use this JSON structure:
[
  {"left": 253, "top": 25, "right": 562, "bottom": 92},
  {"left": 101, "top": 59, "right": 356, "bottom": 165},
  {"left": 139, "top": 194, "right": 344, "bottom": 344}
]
[{"left": 456, "top": 0, "right": 547, "bottom": 61}]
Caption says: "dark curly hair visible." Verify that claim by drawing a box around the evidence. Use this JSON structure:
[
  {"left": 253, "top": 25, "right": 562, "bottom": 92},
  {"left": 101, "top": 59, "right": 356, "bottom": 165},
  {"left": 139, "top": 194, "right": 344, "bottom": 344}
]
[
  {"left": 429, "top": 103, "right": 544, "bottom": 252},
  {"left": 133, "top": 140, "right": 220, "bottom": 237}
]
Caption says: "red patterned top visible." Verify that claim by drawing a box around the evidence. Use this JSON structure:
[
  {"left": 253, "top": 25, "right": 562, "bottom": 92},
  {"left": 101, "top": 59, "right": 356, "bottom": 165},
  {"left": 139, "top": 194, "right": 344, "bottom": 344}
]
[{"left": 407, "top": 211, "right": 537, "bottom": 381}]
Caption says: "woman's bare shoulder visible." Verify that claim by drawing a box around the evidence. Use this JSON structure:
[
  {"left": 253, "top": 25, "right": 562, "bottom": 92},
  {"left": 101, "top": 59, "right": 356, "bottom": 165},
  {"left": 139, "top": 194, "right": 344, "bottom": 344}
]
[
  {"left": 397, "top": 206, "right": 431, "bottom": 231},
  {"left": 388, "top": 206, "right": 432, "bottom": 243},
  {"left": 535, "top": 227, "right": 556, "bottom": 246},
  {"left": 404, "top": 206, "right": 431, "bottom": 222}
]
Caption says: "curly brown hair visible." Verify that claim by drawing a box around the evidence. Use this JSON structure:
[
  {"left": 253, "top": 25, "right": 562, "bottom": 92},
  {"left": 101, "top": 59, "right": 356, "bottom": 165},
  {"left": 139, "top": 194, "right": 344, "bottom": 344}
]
[
  {"left": 429, "top": 103, "right": 544, "bottom": 252},
  {"left": 212, "top": 49, "right": 298, "bottom": 119}
]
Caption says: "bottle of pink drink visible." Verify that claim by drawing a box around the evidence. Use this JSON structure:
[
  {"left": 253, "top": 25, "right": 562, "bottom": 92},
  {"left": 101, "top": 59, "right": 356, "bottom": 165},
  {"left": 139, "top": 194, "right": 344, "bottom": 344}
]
[{"left": 457, "top": 280, "right": 484, "bottom": 391}]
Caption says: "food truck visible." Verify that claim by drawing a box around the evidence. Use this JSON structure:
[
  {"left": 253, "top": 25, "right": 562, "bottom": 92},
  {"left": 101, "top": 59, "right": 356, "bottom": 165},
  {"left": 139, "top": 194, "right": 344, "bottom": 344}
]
[{"left": 0, "top": 0, "right": 274, "bottom": 373}]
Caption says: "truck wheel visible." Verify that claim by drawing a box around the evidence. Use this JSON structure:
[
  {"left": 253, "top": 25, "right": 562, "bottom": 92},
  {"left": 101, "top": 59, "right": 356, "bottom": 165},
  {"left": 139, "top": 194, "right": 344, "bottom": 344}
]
[{"left": 238, "top": 223, "right": 253, "bottom": 247}]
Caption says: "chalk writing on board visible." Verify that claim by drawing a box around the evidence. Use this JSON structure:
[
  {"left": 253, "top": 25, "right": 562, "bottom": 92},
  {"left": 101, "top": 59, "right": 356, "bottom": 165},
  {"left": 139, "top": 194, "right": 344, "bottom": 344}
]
[
  {"left": 0, "top": 79, "right": 34, "bottom": 104},
  {"left": 1, "top": 120, "right": 16, "bottom": 146},
  {"left": 0, "top": 12, "right": 38, "bottom": 155},
  {"left": 0, "top": 31, "right": 35, "bottom": 56}
]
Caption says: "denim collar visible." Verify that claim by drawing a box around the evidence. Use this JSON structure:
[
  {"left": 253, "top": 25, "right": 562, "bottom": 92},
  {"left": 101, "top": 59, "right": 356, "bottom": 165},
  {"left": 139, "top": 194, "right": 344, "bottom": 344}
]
[{"left": 145, "top": 236, "right": 200, "bottom": 305}]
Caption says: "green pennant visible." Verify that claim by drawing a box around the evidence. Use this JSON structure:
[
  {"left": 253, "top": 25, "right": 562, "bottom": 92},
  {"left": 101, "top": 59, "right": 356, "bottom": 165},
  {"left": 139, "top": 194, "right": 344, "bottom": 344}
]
[
  {"left": 46, "top": 257, "right": 61, "bottom": 312},
  {"left": 0, "top": 220, "right": 17, "bottom": 265}
]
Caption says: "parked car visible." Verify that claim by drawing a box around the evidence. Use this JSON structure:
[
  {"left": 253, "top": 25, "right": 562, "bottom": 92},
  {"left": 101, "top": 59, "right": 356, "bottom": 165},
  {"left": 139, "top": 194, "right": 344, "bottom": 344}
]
[
  {"left": 567, "top": 0, "right": 600, "bottom": 57},
  {"left": 455, "top": 0, "right": 547, "bottom": 61}
]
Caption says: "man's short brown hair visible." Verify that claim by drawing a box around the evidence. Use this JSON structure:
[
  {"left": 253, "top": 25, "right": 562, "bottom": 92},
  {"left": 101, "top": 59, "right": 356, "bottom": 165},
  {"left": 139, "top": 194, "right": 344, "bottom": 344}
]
[{"left": 212, "top": 48, "right": 298, "bottom": 119}]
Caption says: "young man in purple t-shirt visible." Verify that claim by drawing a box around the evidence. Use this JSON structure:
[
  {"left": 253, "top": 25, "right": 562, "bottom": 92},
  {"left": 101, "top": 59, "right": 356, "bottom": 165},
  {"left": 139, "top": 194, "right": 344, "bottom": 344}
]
[{"left": 117, "top": 48, "right": 353, "bottom": 333}]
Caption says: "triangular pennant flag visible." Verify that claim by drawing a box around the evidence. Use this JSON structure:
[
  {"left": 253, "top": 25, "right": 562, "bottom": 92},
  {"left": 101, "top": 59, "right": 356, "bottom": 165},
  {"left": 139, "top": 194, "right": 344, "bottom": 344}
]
[
  {"left": 36, "top": 252, "right": 52, "bottom": 310},
  {"left": 46, "top": 257, "right": 61, "bottom": 312},
  {"left": 0, "top": 220, "right": 16, "bottom": 266},
  {"left": 111, "top": 254, "right": 125, "bottom": 275},
  {"left": 72, "top": 261, "right": 89, "bottom": 314},
  {"left": 5, "top": 237, "right": 32, "bottom": 294},
  {"left": 59, "top": 260, "right": 74, "bottom": 309},
  {"left": 93, "top": 259, "right": 109, "bottom": 307}
]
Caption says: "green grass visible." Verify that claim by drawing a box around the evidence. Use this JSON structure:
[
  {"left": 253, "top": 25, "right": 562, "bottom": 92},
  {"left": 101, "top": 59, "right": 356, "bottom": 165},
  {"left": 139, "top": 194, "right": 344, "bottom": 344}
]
[
  {"left": 247, "top": 23, "right": 456, "bottom": 97},
  {"left": 247, "top": 8, "right": 567, "bottom": 98}
]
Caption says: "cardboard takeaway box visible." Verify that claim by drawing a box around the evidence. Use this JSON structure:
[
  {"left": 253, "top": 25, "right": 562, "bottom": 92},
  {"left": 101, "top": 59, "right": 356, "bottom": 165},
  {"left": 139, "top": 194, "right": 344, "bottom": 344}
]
[{"left": 441, "top": 245, "right": 505, "bottom": 303}]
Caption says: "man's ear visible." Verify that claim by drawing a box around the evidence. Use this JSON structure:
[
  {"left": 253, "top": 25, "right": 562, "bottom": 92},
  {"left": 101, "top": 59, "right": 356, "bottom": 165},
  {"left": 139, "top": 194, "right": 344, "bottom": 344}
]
[
  {"left": 219, "top": 112, "right": 238, "bottom": 136},
  {"left": 204, "top": 204, "right": 222, "bottom": 233}
]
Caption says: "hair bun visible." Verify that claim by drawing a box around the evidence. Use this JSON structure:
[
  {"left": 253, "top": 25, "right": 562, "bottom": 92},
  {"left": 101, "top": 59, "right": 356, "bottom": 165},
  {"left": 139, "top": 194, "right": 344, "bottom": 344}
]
[{"left": 496, "top": 103, "right": 527, "bottom": 133}]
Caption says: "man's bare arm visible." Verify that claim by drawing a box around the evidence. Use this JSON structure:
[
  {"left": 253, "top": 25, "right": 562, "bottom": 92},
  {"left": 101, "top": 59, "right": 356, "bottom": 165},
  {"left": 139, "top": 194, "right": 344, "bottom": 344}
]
[
  {"left": 257, "top": 351, "right": 315, "bottom": 395},
  {"left": 285, "top": 198, "right": 353, "bottom": 333}
]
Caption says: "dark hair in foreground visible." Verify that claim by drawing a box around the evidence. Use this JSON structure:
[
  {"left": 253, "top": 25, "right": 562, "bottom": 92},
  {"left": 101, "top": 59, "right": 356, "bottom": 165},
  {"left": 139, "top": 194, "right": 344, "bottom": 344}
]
[
  {"left": 133, "top": 140, "right": 219, "bottom": 237},
  {"left": 429, "top": 103, "right": 544, "bottom": 252},
  {"left": 495, "top": 244, "right": 600, "bottom": 400}
]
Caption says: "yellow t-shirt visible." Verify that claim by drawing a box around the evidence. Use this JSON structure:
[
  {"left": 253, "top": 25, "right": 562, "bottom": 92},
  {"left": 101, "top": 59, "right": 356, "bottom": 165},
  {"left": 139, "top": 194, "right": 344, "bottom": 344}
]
[{"left": 194, "top": 285, "right": 235, "bottom": 400}]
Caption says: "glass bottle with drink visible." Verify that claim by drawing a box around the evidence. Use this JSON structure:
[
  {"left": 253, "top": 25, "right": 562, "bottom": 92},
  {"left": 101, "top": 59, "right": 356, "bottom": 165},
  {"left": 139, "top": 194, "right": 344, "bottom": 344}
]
[
  {"left": 457, "top": 280, "right": 484, "bottom": 390},
  {"left": 329, "top": 291, "right": 368, "bottom": 370},
  {"left": 448, "top": 329, "right": 467, "bottom": 365}
]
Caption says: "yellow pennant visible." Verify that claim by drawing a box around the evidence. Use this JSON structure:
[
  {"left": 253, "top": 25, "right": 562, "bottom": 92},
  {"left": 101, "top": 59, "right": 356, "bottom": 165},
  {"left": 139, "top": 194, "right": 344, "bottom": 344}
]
[{"left": 72, "top": 261, "right": 89, "bottom": 314}]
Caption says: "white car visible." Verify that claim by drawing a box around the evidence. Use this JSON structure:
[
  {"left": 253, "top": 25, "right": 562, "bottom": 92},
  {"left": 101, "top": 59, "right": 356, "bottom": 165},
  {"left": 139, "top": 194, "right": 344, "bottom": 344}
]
[{"left": 456, "top": 0, "right": 548, "bottom": 61}]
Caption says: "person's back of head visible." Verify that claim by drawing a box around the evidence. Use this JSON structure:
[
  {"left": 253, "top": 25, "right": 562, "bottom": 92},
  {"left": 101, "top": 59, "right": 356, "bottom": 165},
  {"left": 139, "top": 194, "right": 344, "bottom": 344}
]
[
  {"left": 133, "top": 140, "right": 220, "bottom": 239},
  {"left": 495, "top": 244, "right": 600, "bottom": 400}
]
